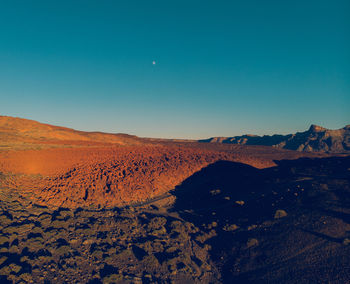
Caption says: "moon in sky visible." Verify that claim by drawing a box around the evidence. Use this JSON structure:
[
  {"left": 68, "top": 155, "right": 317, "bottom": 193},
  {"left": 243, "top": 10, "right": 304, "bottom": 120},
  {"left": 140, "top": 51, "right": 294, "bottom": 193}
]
[{"left": 152, "top": 60, "right": 156, "bottom": 65}]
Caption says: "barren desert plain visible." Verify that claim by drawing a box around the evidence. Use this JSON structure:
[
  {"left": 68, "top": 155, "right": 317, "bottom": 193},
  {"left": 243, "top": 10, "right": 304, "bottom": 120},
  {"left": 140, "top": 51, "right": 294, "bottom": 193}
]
[{"left": 0, "top": 116, "right": 349, "bottom": 283}]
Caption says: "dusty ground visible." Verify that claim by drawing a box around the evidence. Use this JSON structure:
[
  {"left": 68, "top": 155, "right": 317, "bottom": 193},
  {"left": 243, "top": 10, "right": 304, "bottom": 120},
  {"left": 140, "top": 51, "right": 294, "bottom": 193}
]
[
  {"left": 0, "top": 186, "right": 219, "bottom": 283},
  {"left": 0, "top": 116, "right": 323, "bottom": 208},
  {"left": 0, "top": 143, "right": 320, "bottom": 208},
  {"left": 0, "top": 156, "right": 349, "bottom": 283},
  {"left": 1, "top": 116, "right": 349, "bottom": 283}
]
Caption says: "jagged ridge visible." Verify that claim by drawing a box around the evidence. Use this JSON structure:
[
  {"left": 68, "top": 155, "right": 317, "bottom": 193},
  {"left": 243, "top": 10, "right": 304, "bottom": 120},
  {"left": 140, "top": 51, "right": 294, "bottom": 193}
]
[{"left": 199, "top": 124, "right": 350, "bottom": 153}]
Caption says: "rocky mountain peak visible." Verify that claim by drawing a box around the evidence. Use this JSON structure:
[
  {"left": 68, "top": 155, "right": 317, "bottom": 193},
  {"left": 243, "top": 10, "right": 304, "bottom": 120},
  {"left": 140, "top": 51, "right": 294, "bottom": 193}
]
[
  {"left": 308, "top": 124, "right": 326, "bottom": 132},
  {"left": 200, "top": 124, "right": 350, "bottom": 153}
]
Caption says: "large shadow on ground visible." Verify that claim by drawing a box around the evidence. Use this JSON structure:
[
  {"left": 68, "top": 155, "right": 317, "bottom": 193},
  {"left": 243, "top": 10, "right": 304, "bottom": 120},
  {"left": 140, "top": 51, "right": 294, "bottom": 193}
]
[
  {"left": 172, "top": 156, "right": 350, "bottom": 224},
  {"left": 171, "top": 161, "right": 268, "bottom": 225},
  {"left": 171, "top": 156, "right": 350, "bottom": 283}
]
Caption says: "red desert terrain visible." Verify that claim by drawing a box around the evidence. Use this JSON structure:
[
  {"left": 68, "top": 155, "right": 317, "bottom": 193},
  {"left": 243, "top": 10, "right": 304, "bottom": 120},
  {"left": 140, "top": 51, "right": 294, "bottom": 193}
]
[
  {"left": 1, "top": 116, "right": 349, "bottom": 284},
  {"left": 0, "top": 116, "right": 323, "bottom": 208}
]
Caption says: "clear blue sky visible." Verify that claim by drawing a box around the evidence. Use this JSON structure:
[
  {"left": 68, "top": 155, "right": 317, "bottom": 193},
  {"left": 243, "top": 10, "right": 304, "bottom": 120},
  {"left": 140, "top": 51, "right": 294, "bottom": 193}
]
[{"left": 0, "top": 0, "right": 349, "bottom": 139}]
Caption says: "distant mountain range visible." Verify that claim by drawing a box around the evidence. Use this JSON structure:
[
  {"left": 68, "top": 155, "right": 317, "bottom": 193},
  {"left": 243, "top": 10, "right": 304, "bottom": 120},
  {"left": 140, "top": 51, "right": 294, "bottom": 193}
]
[
  {"left": 1, "top": 116, "right": 349, "bottom": 153},
  {"left": 199, "top": 125, "right": 350, "bottom": 153}
]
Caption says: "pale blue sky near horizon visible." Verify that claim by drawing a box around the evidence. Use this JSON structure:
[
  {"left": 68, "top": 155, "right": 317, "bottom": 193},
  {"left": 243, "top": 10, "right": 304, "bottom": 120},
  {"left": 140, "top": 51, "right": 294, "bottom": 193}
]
[{"left": 0, "top": 0, "right": 349, "bottom": 139}]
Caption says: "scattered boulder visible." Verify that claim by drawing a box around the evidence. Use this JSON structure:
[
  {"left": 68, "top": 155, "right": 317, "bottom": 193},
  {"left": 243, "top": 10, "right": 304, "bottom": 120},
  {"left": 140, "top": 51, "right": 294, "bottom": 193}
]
[
  {"left": 223, "top": 224, "right": 239, "bottom": 231},
  {"left": 246, "top": 238, "right": 259, "bottom": 248},
  {"left": 274, "top": 209, "right": 288, "bottom": 219}
]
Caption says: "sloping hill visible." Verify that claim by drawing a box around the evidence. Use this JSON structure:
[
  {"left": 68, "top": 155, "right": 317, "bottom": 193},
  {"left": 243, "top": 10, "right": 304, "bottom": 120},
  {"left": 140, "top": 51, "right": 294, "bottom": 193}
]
[
  {"left": 0, "top": 116, "right": 142, "bottom": 149},
  {"left": 200, "top": 124, "right": 350, "bottom": 153}
]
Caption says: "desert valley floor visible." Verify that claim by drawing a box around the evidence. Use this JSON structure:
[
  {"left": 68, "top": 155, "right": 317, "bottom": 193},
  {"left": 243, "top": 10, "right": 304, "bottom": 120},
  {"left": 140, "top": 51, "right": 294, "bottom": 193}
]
[{"left": 0, "top": 116, "right": 350, "bottom": 283}]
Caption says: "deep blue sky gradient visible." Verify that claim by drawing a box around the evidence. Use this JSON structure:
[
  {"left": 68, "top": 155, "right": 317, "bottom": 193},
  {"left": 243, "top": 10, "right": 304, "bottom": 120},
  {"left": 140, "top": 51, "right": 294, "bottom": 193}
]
[{"left": 0, "top": 0, "right": 349, "bottom": 138}]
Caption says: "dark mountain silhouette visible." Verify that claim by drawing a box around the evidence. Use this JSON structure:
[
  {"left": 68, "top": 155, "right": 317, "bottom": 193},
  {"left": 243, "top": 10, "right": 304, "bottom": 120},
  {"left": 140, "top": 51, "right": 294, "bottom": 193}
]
[{"left": 199, "top": 124, "right": 350, "bottom": 153}]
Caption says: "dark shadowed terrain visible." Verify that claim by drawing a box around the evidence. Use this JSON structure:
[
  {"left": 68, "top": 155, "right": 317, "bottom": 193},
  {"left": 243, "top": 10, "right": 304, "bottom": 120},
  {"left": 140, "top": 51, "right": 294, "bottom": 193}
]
[{"left": 172, "top": 156, "right": 350, "bottom": 283}]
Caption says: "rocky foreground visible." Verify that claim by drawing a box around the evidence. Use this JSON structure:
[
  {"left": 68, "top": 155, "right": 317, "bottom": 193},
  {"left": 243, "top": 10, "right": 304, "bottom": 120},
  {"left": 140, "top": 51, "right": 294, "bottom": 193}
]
[
  {"left": 0, "top": 156, "right": 349, "bottom": 283},
  {"left": 0, "top": 116, "right": 349, "bottom": 283}
]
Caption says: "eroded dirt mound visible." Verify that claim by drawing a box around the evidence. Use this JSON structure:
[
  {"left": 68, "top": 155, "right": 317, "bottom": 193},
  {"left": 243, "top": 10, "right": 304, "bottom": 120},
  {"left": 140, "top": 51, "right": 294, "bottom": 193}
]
[
  {"left": 1, "top": 146, "right": 233, "bottom": 207},
  {"left": 0, "top": 142, "right": 323, "bottom": 208},
  {"left": 36, "top": 147, "right": 233, "bottom": 207}
]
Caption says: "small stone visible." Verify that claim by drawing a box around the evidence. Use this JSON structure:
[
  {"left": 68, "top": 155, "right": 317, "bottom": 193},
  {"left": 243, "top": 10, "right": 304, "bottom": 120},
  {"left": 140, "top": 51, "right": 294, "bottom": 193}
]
[
  {"left": 69, "top": 239, "right": 79, "bottom": 245},
  {"left": 247, "top": 238, "right": 259, "bottom": 248},
  {"left": 274, "top": 210, "right": 287, "bottom": 219},
  {"left": 83, "top": 239, "right": 94, "bottom": 245},
  {"left": 223, "top": 224, "right": 239, "bottom": 231},
  {"left": 247, "top": 224, "right": 257, "bottom": 231},
  {"left": 210, "top": 189, "right": 221, "bottom": 196},
  {"left": 0, "top": 236, "right": 9, "bottom": 246},
  {"left": 0, "top": 256, "right": 7, "bottom": 266},
  {"left": 320, "top": 184, "right": 329, "bottom": 190}
]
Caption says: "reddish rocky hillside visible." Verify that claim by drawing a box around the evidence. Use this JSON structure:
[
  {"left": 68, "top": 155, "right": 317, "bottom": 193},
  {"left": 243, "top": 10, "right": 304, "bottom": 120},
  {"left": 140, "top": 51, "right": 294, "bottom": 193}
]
[
  {"left": 0, "top": 116, "right": 324, "bottom": 208},
  {"left": 0, "top": 116, "right": 142, "bottom": 149}
]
